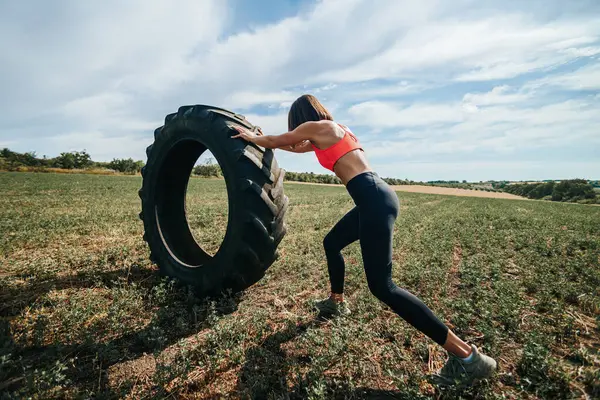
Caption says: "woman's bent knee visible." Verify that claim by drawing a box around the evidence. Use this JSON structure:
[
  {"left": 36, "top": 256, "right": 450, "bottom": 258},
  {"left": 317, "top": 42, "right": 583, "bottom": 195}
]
[
  {"left": 323, "top": 233, "right": 337, "bottom": 254},
  {"left": 368, "top": 281, "right": 393, "bottom": 303}
]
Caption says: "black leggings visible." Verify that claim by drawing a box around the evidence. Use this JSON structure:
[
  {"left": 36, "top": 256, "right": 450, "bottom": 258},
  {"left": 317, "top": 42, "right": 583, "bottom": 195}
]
[{"left": 323, "top": 172, "right": 449, "bottom": 346}]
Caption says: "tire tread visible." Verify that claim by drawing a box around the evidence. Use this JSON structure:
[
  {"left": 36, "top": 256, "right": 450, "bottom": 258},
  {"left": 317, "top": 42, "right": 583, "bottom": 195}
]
[{"left": 139, "top": 104, "right": 288, "bottom": 296}]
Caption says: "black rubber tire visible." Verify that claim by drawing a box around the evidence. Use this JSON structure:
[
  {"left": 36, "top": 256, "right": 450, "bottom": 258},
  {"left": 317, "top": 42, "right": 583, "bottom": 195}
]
[{"left": 138, "top": 105, "right": 288, "bottom": 296}]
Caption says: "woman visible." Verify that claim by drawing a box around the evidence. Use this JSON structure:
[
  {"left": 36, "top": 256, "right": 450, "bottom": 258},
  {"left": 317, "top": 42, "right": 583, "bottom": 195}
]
[{"left": 232, "top": 94, "right": 496, "bottom": 386}]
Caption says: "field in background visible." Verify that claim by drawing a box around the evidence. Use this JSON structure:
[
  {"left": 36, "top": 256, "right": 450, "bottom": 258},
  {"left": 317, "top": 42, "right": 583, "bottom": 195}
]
[
  {"left": 390, "top": 185, "right": 526, "bottom": 199},
  {"left": 1, "top": 172, "right": 599, "bottom": 399},
  {"left": 288, "top": 181, "right": 525, "bottom": 200}
]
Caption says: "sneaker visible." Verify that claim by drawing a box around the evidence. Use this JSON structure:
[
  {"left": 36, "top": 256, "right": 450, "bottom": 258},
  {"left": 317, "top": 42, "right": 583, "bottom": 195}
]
[
  {"left": 313, "top": 297, "right": 351, "bottom": 317},
  {"left": 429, "top": 345, "right": 497, "bottom": 387}
]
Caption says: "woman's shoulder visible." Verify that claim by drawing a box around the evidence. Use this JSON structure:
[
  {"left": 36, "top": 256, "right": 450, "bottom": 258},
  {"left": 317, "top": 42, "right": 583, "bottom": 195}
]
[
  {"left": 302, "top": 120, "right": 352, "bottom": 141},
  {"left": 336, "top": 122, "right": 352, "bottom": 131},
  {"left": 304, "top": 120, "right": 340, "bottom": 136}
]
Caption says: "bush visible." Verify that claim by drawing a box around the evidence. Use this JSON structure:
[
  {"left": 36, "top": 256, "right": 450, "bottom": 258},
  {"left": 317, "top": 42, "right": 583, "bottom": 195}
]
[
  {"left": 383, "top": 177, "right": 413, "bottom": 186},
  {"left": 284, "top": 171, "right": 341, "bottom": 185},
  {"left": 0, "top": 156, "right": 8, "bottom": 170},
  {"left": 504, "top": 179, "right": 598, "bottom": 203},
  {"left": 51, "top": 151, "right": 93, "bottom": 169},
  {"left": 107, "top": 158, "right": 144, "bottom": 174},
  {"left": 0, "top": 148, "right": 144, "bottom": 174},
  {"left": 0, "top": 148, "right": 49, "bottom": 169},
  {"left": 193, "top": 158, "right": 222, "bottom": 178}
]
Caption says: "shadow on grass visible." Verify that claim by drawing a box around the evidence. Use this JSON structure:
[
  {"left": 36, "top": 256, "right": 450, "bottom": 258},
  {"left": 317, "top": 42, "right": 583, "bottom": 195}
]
[
  {"left": 236, "top": 318, "right": 419, "bottom": 400},
  {"left": 1, "top": 266, "right": 488, "bottom": 399},
  {"left": 0, "top": 264, "right": 242, "bottom": 398}
]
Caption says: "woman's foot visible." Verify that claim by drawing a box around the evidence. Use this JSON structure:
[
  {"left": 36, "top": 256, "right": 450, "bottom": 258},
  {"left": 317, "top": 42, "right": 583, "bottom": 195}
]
[
  {"left": 313, "top": 297, "right": 351, "bottom": 317},
  {"left": 429, "top": 345, "right": 497, "bottom": 387}
]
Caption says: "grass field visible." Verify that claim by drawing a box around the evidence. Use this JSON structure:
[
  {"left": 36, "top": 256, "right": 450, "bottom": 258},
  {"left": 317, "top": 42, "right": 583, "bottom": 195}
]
[{"left": 1, "top": 172, "right": 599, "bottom": 399}]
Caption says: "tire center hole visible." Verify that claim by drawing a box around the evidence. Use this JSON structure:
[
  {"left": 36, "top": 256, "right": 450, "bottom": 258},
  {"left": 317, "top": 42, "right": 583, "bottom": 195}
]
[{"left": 186, "top": 151, "right": 229, "bottom": 257}]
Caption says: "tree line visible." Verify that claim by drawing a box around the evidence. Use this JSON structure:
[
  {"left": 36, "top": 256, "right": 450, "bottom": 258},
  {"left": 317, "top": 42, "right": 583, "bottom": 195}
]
[
  {"left": 503, "top": 179, "right": 599, "bottom": 204},
  {"left": 2, "top": 148, "right": 598, "bottom": 203},
  {"left": 0, "top": 148, "right": 144, "bottom": 174}
]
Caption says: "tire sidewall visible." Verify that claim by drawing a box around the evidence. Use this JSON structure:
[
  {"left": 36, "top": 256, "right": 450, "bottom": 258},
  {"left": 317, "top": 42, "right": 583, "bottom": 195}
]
[{"left": 142, "top": 116, "right": 242, "bottom": 293}]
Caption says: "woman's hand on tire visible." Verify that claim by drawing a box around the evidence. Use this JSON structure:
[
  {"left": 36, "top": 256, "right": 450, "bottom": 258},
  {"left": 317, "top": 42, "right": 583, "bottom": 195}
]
[{"left": 232, "top": 126, "right": 258, "bottom": 142}]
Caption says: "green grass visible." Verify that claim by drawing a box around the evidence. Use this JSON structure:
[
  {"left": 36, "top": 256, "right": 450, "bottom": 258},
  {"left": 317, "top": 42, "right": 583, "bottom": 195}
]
[{"left": 1, "top": 171, "right": 599, "bottom": 399}]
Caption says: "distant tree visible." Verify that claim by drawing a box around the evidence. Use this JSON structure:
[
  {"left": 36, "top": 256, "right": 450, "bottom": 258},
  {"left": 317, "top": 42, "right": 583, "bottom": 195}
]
[
  {"left": 108, "top": 158, "right": 144, "bottom": 174},
  {"left": 52, "top": 151, "right": 92, "bottom": 169},
  {"left": 193, "top": 157, "right": 222, "bottom": 178},
  {"left": 530, "top": 181, "right": 555, "bottom": 199},
  {"left": 0, "top": 148, "right": 45, "bottom": 167},
  {"left": 52, "top": 152, "right": 75, "bottom": 169},
  {"left": 73, "top": 150, "right": 93, "bottom": 169},
  {"left": 504, "top": 179, "right": 597, "bottom": 203}
]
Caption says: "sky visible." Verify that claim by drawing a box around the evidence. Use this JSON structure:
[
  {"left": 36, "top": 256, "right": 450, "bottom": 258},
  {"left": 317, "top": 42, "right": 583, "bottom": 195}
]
[{"left": 1, "top": 0, "right": 599, "bottom": 182}]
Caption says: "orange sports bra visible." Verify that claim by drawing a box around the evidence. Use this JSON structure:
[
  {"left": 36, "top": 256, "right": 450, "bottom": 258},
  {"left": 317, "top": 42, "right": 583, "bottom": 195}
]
[{"left": 311, "top": 124, "right": 363, "bottom": 172}]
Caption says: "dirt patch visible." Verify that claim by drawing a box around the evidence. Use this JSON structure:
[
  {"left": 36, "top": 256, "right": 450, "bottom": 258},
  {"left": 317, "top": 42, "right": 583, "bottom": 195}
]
[
  {"left": 286, "top": 181, "right": 525, "bottom": 200},
  {"left": 107, "top": 330, "right": 212, "bottom": 391},
  {"left": 448, "top": 243, "right": 462, "bottom": 297},
  {"left": 392, "top": 185, "right": 528, "bottom": 200},
  {"left": 391, "top": 185, "right": 525, "bottom": 199}
]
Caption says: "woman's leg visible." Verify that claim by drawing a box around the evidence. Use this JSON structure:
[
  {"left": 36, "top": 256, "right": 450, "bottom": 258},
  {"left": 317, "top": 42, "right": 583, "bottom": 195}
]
[
  {"left": 323, "top": 206, "right": 360, "bottom": 295},
  {"left": 360, "top": 216, "right": 473, "bottom": 355},
  {"left": 349, "top": 177, "right": 497, "bottom": 383},
  {"left": 359, "top": 189, "right": 451, "bottom": 346},
  {"left": 443, "top": 330, "right": 472, "bottom": 358}
]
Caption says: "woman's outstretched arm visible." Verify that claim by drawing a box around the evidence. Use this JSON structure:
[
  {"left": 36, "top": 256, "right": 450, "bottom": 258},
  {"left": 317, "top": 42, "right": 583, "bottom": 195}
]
[
  {"left": 231, "top": 121, "right": 324, "bottom": 149},
  {"left": 279, "top": 140, "right": 314, "bottom": 153}
]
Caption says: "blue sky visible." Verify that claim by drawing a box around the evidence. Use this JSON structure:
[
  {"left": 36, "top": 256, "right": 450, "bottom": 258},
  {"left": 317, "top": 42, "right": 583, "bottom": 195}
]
[{"left": 1, "top": 0, "right": 599, "bottom": 181}]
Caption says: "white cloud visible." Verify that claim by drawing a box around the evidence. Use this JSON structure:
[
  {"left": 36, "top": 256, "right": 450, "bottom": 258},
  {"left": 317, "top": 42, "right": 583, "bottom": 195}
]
[
  {"left": 339, "top": 81, "right": 435, "bottom": 102},
  {"left": 366, "top": 139, "right": 479, "bottom": 158},
  {"left": 455, "top": 57, "right": 570, "bottom": 82},
  {"left": 528, "top": 62, "right": 600, "bottom": 90},
  {"left": 61, "top": 93, "right": 157, "bottom": 133},
  {"left": 225, "top": 91, "right": 298, "bottom": 109},
  {"left": 1, "top": 0, "right": 599, "bottom": 180},
  {"left": 314, "top": 84, "right": 337, "bottom": 92},
  {"left": 463, "top": 86, "right": 531, "bottom": 106},
  {"left": 316, "top": 13, "right": 600, "bottom": 83},
  {"left": 347, "top": 101, "right": 469, "bottom": 128},
  {"left": 241, "top": 113, "right": 288, "bottom": 135},
  {"left": 358, "top": 95, "right": 600, "bottom": 162},
  {"left": 9, "top": 131, "right": 153, "bottom": 162},
  {"left": 0, "top": 0, "right": 227, "bottom": 162},
  {"left": 1, "top": 1, "right": 225, "bottom": 108}
]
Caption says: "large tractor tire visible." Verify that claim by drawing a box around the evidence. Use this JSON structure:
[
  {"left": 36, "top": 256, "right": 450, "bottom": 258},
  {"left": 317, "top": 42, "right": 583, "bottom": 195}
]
[{"left": 138, "top": 105, "right": 288, "bottom": 296}]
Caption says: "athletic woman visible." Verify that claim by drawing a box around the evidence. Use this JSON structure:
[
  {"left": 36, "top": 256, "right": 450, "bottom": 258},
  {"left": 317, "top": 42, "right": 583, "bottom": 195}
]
[{"left": 232, "top": 94, "right": 497, "bottom": 386}]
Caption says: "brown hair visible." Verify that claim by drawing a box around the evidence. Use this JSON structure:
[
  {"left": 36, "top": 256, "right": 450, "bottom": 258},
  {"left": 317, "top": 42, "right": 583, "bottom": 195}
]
[{"left": 287, "top": 94, "right": 333, "bottom": 131}]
